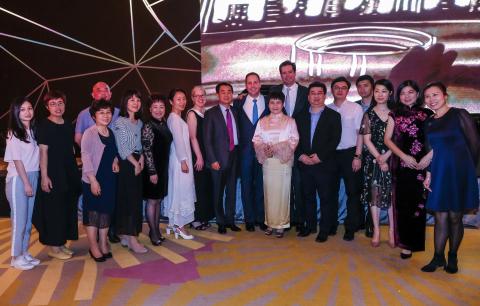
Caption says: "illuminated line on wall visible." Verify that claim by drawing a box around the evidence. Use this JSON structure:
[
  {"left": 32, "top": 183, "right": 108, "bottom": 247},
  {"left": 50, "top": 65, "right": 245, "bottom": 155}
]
[
  {"left": 138, "top": 32, "right": 166, "bottom": 64},
  {"left": 138, "top": 65, "right": 201, "bottom": 72},
  {"left": 138, "top": 45, "right": 179, "bottom": 65},
  {"left": 0, "top": 81, "right": 45, "bottom": 120},
  {"left": 47, "top": 67, "right": 131, "bottom": 82},
  {"left": 111, "top": 68, "right": 136, "bottom": 89},
  {"left": 202, "top": 0, "right": 215, "bottom": 33},
  {"left": 0, "top": 32, "right": 128, "bottom": 65},
  {"left": 183, "top": 40, "right": 201, "bottom": 45},
  {"left": 148, "top": 0, "right": 165, "bottom": 7},
  {"left": 183, "top": 45, "right": 201, "bottom": 56},
  {"left": 129, "top": 0, "right": 137, "bottom": 64},
  {"left": 182, "top": 46, "right": 201, "bottom": 62},
  {"left": 180, "top": 22, "right": 201, "bottom": 44},
  {"left": 135, "top": 67, "right": 151, "bottom": 94},
  {"left": 0, "top": 6, "right": 130, "bottom": 65},
  {"left": 32, "top": 82, "right": 46, "bottom": 111},
  {"left": 0, "top": 44, "right": 46, "bottom": 81}
]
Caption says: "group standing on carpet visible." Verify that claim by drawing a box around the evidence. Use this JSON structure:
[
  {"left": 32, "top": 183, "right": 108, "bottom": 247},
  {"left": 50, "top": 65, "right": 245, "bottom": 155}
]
[{"left": 4, "top": 60, "right": 479, "bottom": 275}]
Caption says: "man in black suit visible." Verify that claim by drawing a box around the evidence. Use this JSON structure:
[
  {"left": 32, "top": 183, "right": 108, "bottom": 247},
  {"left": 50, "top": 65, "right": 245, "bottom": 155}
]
[
  {"left": 203, "top": 82, "right": 242, "bottom": 234},
  {"left": 233, "top": 72, "right": 269, "bottom": 232},
  {"left": 295, "top": 81, "right": 342, "bottom": 242},
  {"left": 270, "top": 60, "right": 308, "bottom": 230}
]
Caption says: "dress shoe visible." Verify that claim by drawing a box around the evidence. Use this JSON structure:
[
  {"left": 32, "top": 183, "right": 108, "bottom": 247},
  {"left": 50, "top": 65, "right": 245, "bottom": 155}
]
[
  {"left": 246, "top": 223, "right": 255, "bottom": 232},
  {"left": 315, "top": 232, "right": 328, "bottom": 243},
  {"left": 48, "top": 251, "right": 72, "bottom": 260},
  {"left": 343, "top": 230, "right": 354, "bottom": 241},
  {"left": 89, "top": 250, "right": 106, "bottom": 262},
  {"left": 108, "top": 233, "right": 121, "bottom": 243},
  {"left": 264, "top": 228, "right": 273, "bottom": 235},
  {"left": 229, "top": 224, "right": 242, "bottom": 232},
  {"left": 400, "top": 252, "right": 412, "bottom": 259},
  {"left": 174, "top": 227, "right": 194, "bottom": 240},
  {"left": 328, "top": 228, "right": 337, "bottom": 236},
  {"left": 444, "top": 251, "right": 458, "bottom": 274},
  {"left": 421, "top": 253, "right": 446, "bottom": 272},
  {"left": 102, "top": 252, "right": 113, "bottom": 259},
  {"left": 60, "top": 245, "right": 74, "bottom": 255},
  {"left": 365, "top": 226, "right": 374, "bottom": 238},
  {"left": 275, "top": 229, "right": 284, "bottom": 238},
  {"left": 258, "top": 223, "right": 268, "bottom": 231},
  {"left": 218, "top": 225, "right": 227, "bottom": 234},
  {"left": 297, "top": 228, "right": 311, "bottom": 237}
]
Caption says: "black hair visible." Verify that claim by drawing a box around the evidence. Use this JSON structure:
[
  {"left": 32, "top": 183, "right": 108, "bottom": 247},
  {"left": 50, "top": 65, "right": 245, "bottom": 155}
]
[
  {"left": 7, "top": 97, "right": 35, "bottom": 143},
  {"left": 215, "top": 82, "right": 233, "bottom": 94},
  {"left": 43, "top": 90, "right": 66, "bottom": 107},
  {"left": 331, "top": 76, "right": 351, "bottom": 90},
  {"left": 308, "top": 81, "right": 327, "bottom": 95},
  {"left": 168, "top": 88, "right": 187, "bottom": 102},
  {"left": 245, "top": 72, "right": 260, "bottom": 83},
  {"left": 371, "top": 79, "right": 395, "bottom": 109},
  {"left": 423, "top": 81, "right": 447, "bottom": 96},
  {"left": 119, "top": 89, "right": 143, "bottom": 120},
  {"left": 355, "top": 75, "right": 374, "bottom": 88},
  {"left": 394, "top": 80, "right": 422, "bottom": 110},
  {"left": 278, "top": 60, "right": 296, "bottom": 73},
  {"left": 89, "top": 99, "right": 114, "bottom": 118},
  {"left": 268, "top": 91, "right": 285, "bottom": 103}
]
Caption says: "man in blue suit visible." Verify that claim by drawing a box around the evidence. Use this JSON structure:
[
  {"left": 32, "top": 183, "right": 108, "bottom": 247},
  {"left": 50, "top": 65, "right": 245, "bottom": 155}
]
[{"left": 233, "top": 72, "right": 269, "bottom": 232}]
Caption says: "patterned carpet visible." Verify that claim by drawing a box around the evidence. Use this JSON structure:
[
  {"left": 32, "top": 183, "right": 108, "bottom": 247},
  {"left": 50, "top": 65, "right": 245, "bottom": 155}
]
[{"left": 0, "top": 218, "right": 479, "bottom": 305}]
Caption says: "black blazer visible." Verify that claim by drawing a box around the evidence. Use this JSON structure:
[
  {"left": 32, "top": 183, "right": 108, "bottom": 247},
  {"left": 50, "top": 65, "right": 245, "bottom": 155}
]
[
  {"left": 203, "top": 104, "right": 240, "bottom": 168},
  {"left": 295, "top": 107, "right": 342, "bottom": 169},
  {"left": 233, "top": 95, "right": 269, "bottom": 149},
  {"left": 269, "top": 83, "right": 308, "bottom": 118}
]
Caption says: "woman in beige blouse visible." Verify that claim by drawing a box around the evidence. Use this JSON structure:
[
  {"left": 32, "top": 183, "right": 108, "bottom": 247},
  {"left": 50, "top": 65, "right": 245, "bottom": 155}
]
[{"left": 252, "top": 91, "right": 299, "bottom": 238}]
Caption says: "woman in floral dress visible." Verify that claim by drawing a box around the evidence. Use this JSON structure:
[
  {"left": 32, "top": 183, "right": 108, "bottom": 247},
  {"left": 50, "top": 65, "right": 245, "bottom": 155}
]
[{"left": 384, "top": 80, "right": 433, "bottom": 259}]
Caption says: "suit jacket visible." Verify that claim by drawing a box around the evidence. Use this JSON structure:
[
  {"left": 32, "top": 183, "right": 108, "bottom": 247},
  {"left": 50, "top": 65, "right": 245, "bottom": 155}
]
[
  {"left": 269, "top": 83, "right": 308, "bottom": 118},
  {"left": 233, "top": 95, "right": 269, "bottom": 152},
  {"left": 295, "top": 107, "right": 342, "bottom": 170},
  {"left": 203, "top": 104, "right": 240, "bottom": 168}
]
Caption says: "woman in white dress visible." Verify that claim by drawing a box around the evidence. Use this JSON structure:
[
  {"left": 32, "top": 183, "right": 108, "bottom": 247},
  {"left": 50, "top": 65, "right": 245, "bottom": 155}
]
[
  {"left": 165, "top": 89, "right": 196, "bottom": 239},
  {"left": 253, "top": 91, "right": 299, "bottom": 238}
]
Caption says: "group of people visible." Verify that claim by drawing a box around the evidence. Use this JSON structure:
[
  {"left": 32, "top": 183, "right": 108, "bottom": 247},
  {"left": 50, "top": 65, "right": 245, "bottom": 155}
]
[{"left": 4, "top": 60, "right": 479, "bottom": 275}]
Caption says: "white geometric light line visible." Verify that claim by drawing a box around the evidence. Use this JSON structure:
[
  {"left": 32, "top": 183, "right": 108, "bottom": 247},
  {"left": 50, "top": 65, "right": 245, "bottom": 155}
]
[
  {"left": 47, "top": 67, "right": 132, "bottom": 82},
  {"left": 0, "top": 32, "right": 129, "bottom": 65},
  {"left": 138, "top": 45, "right": 179, "bottom": 65},
  {"left": 111, "top": 67, "right": 136, "bottom": 89},
  {"left": 138, "top": 65, "right": 201, "bottom": 72},
  {"left": 0, "top": 44, "right": 46, "bottom": 81},
  {"left": 180, "top": 22, "right": 200, "bottom": 44},
  {"left": 32, "top": 82, "right": 47, "bottom": 110},
  {"left": 138, "top": 32, "right": 166, "bottom": 64},
  {"left": 148, "top": 0, "right": 165, "bottom": 7},
  {"left": 0, "top": 82, "right": 45, "bottom": 120},
  {"left": 181, "top": 46, "right": 201, "bottom": 62},
  {"left": 182, "top": 40, "right": 200, "bottom": 45},
  {"left": 135, "top": 67, "right": 151, "bottom": 94},
  {"left": 182, "top": 46, "right": 200, "bottom": 57},
  {"left": 129, "top": 0, "right": 137, "bottom": 64},
  {"left": 0, "top": 6, "right": 131, "bottom": 65}
]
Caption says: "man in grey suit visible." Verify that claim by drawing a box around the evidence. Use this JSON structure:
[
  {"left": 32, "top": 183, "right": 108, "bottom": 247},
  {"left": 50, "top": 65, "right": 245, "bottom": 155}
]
[
  {"left": 270, "top": 60, "right": 308, "bottom": 234},
  {"left": 203, "top": 82, "right": 242, "bottom": 234}
]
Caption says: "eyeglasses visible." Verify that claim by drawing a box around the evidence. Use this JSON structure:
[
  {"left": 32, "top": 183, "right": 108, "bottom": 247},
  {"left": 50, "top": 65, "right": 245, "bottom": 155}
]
[
  {"left": 333, "top": 86, "right": 349, "bottom": 91},
  {"left": 48, "top": 101, "right": 65, "bottom": 107},
  {"left": 193, "top": 94, "right": 205, "bottom": 98}
]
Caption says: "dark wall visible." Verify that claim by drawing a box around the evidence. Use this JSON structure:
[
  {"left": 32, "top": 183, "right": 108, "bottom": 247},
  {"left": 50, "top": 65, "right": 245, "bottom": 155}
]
[{"left": 0, "top": 0, "right": 201, "bottom": 154}]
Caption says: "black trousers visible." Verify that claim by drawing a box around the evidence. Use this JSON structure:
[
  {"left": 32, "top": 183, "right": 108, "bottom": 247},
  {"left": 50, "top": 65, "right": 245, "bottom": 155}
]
[
  {"left": 289, "top": 163, "right": 303, "bottom": 226},
  {"left": 299, "top": 164, "right": 336, "bottom": 233},
  {"left": 210, "top": 148, "right": 238, "bottom": 226},
  {"left": 333, "top": 147, "right": 363, "bottom": 232}
]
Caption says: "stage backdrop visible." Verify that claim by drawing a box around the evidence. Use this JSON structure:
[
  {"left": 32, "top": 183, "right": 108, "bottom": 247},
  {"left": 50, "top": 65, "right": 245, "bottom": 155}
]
[{"left": 200, "top": 0, "right": 480, "bottom": 111}]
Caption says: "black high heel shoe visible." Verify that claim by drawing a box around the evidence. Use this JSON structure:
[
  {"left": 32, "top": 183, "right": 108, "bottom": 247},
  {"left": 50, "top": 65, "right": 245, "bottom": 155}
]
[
  {"left": 421, "top": 253, "right": 446, "bottom": 272},
  {"left": 102, "top": 252, "right": 113, "bottom": 259},
  {"left": 89, "top": 250, "right": 106, "bottom": 262}
]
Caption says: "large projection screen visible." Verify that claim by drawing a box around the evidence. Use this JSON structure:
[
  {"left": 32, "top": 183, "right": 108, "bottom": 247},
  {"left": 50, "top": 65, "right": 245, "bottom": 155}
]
[{"left": 200, "top": 0, "right": 480, "bottom": 112}]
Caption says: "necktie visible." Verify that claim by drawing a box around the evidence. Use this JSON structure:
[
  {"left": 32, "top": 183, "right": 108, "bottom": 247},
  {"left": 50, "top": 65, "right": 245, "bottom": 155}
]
[
  {"left": 226, "top": 108, "right": 234, "bottom": 151},
  {"left": 252, "top": 99, "right": 258, "bottom": 124},
  {"left": 285, "top": 87, "right": 291, "bottom": 116}
]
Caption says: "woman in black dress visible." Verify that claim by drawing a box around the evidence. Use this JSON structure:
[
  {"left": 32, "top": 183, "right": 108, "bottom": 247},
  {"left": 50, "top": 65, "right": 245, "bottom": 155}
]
[
  {"left": 384, "top": 80, "right": 433, "bottom": 259},
  {"left": 141, "top": 94, "right": 172, "bottom": 245},
  {"left": 33, "top": 90, "right": 81, "bottom": 260},
  {"left": 81, "top": 100, "right": 119, "bottom": 261},
  {"left": 186, "top": 86, "right": 214, "bottom": 230}
]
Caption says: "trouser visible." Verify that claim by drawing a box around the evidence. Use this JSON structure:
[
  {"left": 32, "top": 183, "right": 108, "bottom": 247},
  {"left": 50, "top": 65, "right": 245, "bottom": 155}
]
[
  {"left": 211, "top": 148, "right": 238, "bottom": 226},
  {"left": 6, "top": 172, "right": 39, "bottom": 257}
]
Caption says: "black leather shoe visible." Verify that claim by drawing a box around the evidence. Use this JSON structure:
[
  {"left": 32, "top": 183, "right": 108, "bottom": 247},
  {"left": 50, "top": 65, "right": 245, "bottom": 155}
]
[
  {"left": 343, "top": 230, "right": 354, "bottom": 241},
  {"left": 229, "top": 224, "right": 242, "bottom": 232},
  {"left": 328, "top": 227, "right": 337, "bottom": 236},
  {"left": 400, "top": 252, "right": 412, "bottom": 259},
  {"left": 297, "top": 228, "right": 311, "bottom": 237},
  {"left": 218, "top": 225, "right": 227, "bottom": 234},
  {"left": 258, "top": 223, "right": 268, "bottom": 231},
  {"left": 102, "top": 252, "right": 113, "bottom": 259},
  {"left": 89, "top": 250, "right": 106, "bottom": 262},
  {"left": 315, "top": 232, "right": 328, "bottom": 243},
  {"left": 444, "top": 251, "right": 458, "bottom": 274},
  {"left": 246, "top": 223, "right": 255, "bottom": 232},
  {"left": 108, "top": 233, "right": 121, "bottom": 243},
  {"left": 365, "top": 225, "right": 373, "bottom": 238},
  {"left": 421, "top": 253, "right": 446, "bottom": 272}
]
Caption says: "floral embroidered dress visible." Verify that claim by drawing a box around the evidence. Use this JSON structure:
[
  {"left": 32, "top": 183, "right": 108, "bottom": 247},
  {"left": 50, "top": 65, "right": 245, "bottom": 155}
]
[
  {"left": 360, "top": 108, "right": 392, "bottom": 209},
  {"left": 390, "top": 106, "right": 433, "bottom": 252}
]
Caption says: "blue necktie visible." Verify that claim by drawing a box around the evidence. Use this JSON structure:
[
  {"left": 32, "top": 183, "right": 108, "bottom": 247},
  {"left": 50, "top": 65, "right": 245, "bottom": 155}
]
[{"left": 252, "top": 99, "right": 258, "bottom": 124}]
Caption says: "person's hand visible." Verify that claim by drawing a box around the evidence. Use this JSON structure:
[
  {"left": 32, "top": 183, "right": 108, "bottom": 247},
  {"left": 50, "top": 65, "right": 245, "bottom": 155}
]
[
  {"left": 352, "top": 158, "right": 361, "bottom": 172},
  {"left": 417, "top": 155, "right": 431, "bottom": 170},
  {"left": 24, "top": 182, "right": 34, "bottom": 197},
  {"left": 264, "top": 145, "right": 274, "bottom": 158},
  {"left": 41, "top": 176, "right": 53, "bottom": 193},
  {"left": 309, "top": 153, "right": 321, "bottom": 164},
  {"left": 149, "top": 174, "right": 158, "bottom": 185},
  {"left": 181, "top": 160, "right": 189, "bottom": 173},
  {"left": 380, "top": 163, "right": 389, "bottom": 172},
  {"left": 139, "top": 155, "right": 145, "bottom": 170},
  {"left": 376, "top": 154, "right": 388, "bottom": 165},
  {"left": 423, "top": 172, "right": 432, "bottom": 192},
  {"left": 211, "top": 162, "right": 221, "bottom": 170},
  {"left": 134, "top": 162, "right": 142, "bottom": 176},
  {"left": 90, "top": 180, "right": 101, "bottom": 196},
  {"left": 299, "top": 154, "right": 312, "bottom": 165},
  {"left": 401, "top": 155, "right": 418, "bottom": 169},
  {"left": 112, "top": 160, "right": 119, "bottom": 173},
  {"left": 195, "top": 156, "right": 204, "bottom": 171}
]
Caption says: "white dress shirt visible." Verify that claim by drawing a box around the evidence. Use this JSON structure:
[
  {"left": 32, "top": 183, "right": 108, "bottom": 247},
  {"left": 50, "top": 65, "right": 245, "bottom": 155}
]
[
  {"left": 243, "top": 95, "right": 266, "bottom": 123},
  {"left": 282, "top": 83, "right": 298, "bottom": 117},
  {"left": 219, "top": 104, "right": 239, "bottom": 145},
  {"left": 327, "top": 100, "right": 363, "bottom": 149}
]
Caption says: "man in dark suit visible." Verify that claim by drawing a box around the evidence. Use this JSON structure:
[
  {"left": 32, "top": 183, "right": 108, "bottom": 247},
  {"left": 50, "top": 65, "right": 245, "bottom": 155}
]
[
  {"left": 295, "top": 81, "right": 342, "bottom": 242},
  {"left": 269, "top": 60, "right": 308, "bottom": 231},
  {"left": 203, "top": 82, "right": 241, "bottom": 234},
  {"left": 233, "top": 72, "right": 269, "bottom": 232}
]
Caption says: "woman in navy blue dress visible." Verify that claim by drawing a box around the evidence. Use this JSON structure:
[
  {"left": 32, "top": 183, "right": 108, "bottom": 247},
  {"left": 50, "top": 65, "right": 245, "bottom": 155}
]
[{"left": 421, "top": 82, "right": 480, "bottom": 274}]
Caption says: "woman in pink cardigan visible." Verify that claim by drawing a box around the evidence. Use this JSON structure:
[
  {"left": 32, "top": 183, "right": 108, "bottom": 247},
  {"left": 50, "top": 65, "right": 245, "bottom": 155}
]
[{"left": 81, "top": 100, "right": 119, "bottom": 262}]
